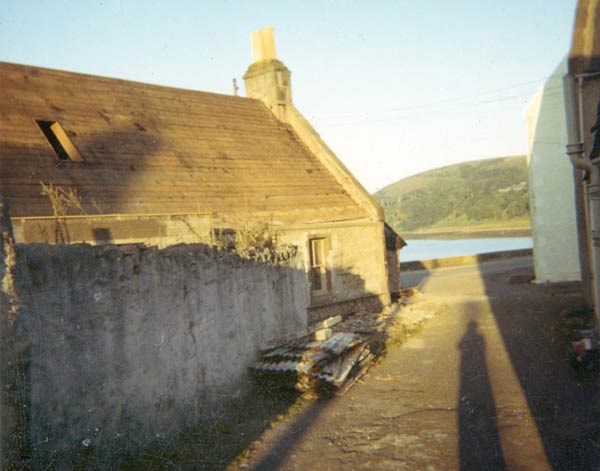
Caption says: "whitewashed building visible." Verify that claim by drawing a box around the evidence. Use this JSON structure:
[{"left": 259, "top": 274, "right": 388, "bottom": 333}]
[{"left": 525, "top": 57, "right": 581, "bottom": 282}]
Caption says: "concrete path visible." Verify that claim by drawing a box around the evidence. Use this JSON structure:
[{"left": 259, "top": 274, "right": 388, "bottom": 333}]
[{"left": 237, "top": 257, "right": 600, "bottom": 471}]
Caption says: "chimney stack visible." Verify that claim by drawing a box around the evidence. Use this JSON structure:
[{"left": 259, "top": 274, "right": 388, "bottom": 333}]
[{"left": 243, "top": 27, "right": 291, "bottom": 119}]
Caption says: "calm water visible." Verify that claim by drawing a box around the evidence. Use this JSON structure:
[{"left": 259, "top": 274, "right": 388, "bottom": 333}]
[{"left": 401, "top": 237, "right": 533, "bottom": 262}]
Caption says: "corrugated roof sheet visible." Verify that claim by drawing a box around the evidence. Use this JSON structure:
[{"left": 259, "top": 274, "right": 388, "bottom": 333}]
[{"left": 252, "top": 332, "right": 374, "bottom": 395}]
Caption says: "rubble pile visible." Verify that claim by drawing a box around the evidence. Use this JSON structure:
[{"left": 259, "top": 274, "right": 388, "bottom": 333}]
[
  {"left": 253, "top": 291, "right": 425, "bottom": 396},
  {"left": 251, "top": 331, "right": 375, "bottom": 396},
  {"left": 331, "top": 310, "right": 386, "bottom": 335}
]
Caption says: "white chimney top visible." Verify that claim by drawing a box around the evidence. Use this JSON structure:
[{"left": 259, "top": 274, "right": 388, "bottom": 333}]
[{"left": 251, "top": 27, "right": 277, "bottom": 63}]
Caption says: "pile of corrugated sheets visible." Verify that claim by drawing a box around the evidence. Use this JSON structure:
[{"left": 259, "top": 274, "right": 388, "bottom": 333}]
[{"left": 251, "top": 332, "right": 375, "bottom": 396}]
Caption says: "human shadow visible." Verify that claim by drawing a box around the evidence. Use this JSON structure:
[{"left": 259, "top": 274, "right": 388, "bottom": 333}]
[{"left": 458, "top": 319, "right": 505, "bottom": 471}]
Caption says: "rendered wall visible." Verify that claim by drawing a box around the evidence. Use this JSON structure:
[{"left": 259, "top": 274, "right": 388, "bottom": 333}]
[
  {"left": 12, "top": 213, "right": 213, "bottom": 248},
  {"left": 526, "top": 58, "right": 581, "bottom": 282},
  {"left": 3, "top": 241, "right": 306, "bottom": 468}
]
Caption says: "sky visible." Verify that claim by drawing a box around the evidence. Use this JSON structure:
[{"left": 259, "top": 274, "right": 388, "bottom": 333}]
[{"left": 0, "top": 0, "right": 578, "bottom": 192}]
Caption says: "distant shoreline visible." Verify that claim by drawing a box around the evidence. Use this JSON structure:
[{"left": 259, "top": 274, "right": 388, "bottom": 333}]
[
  {"left": 401, "top": 227, "right": 532, "bottom": 240},
  {"left": 400, "top": 248, "right": 533, "bottom": 271}
]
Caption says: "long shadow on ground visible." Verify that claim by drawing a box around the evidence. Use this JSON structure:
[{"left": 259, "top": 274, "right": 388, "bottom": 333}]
[
  {"left": 251, "top": 398, "right": 330, "bottom": 471},
  {"left": 480, "top": 260, "right": 600, "bottom": 470},
  {"left": 122, "top": 384, "right": 302, "bottom": 471}
]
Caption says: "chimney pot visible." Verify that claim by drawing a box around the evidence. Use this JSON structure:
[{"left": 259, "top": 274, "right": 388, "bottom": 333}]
[{"left": 251, "top": 27, "right": 277, "bottom": 63}]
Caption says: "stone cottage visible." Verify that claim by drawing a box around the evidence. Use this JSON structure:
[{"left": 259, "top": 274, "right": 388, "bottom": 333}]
[{"left": 0, "top": 27, "right": 402, "bottom": 320}]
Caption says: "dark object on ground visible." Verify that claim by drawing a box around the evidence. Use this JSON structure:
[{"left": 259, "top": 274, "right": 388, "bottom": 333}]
[
  {"left": 568, "top": 329, "right": 599, "bottom": 375},
  {"left": 563, "top": 307, "right": 598, "bottom": 375}
]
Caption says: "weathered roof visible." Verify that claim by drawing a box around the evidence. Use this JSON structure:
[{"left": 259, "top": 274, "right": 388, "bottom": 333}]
[
  {"left": 0, "top": 62, "right": 366, "bottom": 223},
  {"left": 384, "top": 223, "right": 406, "bottom": 250}
]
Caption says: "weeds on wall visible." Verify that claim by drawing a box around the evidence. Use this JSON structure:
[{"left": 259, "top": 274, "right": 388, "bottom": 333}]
[
  {"left": 39, "top": 182, "right": 86, "bottom": 243},
  {"left": 236, "top": 220, "right": 278, "bottom": 250},
  {"left": 211, "top": 217, "right": 280, "bottom": 251}
]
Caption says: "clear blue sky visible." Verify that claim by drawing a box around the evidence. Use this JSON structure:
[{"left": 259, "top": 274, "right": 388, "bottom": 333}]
[{"left": 0, "top": 0, "right": 577, "bottom": 191}]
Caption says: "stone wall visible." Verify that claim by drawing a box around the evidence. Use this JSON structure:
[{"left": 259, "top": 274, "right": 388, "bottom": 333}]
[
  {"left": 279, "top": 221, "right": 391, "bottom": 321},
  {"left": 2, "top": 238, "right": 306, "bottom": 468}
]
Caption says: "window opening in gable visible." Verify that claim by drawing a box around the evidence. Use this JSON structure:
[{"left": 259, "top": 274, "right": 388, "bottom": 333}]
[
  {"left": 309, "top": 237, "right": 331, "bottom": 294},
  {"left": 36, "top": 120, "right": 84, "bottom": 162}
]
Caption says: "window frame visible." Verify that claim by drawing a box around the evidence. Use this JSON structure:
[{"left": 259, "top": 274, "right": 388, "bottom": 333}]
[{"left": 308, "top": 236, "right": 332, "bottom": 296}]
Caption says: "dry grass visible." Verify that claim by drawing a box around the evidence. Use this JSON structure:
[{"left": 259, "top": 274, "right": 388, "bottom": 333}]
[
  {"left": 39, "top": 182, "right": 86, "bottom": 243},
  {"left": 40, "top": 182, "right": 85, "bottom": 217}
]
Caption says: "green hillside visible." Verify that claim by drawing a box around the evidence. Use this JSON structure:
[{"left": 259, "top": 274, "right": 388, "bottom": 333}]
[{"left": 374, "top": 156, "right": 530, "bottom": 233}]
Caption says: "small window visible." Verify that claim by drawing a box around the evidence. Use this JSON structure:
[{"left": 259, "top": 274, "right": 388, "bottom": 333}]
[
  {"left": 309, "top": 237, "right": 331, "bottom": 295},
  {"left": 36, "top": 120, "right": 84, "bottom": 162}
]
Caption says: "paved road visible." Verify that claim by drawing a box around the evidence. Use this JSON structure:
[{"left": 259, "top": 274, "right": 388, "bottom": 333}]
[{"left": 239, "top": 257, "right": 599, "bottom": 471}]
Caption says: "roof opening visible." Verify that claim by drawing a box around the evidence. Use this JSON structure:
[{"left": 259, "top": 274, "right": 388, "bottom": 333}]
[{"left": 36, "top": 120, "right": 83, "bottom": 162}]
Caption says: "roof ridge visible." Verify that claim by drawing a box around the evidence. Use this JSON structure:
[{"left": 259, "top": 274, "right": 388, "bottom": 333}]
[{"left": 0, "top": 60, "right": 251, "bottom": 102}]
